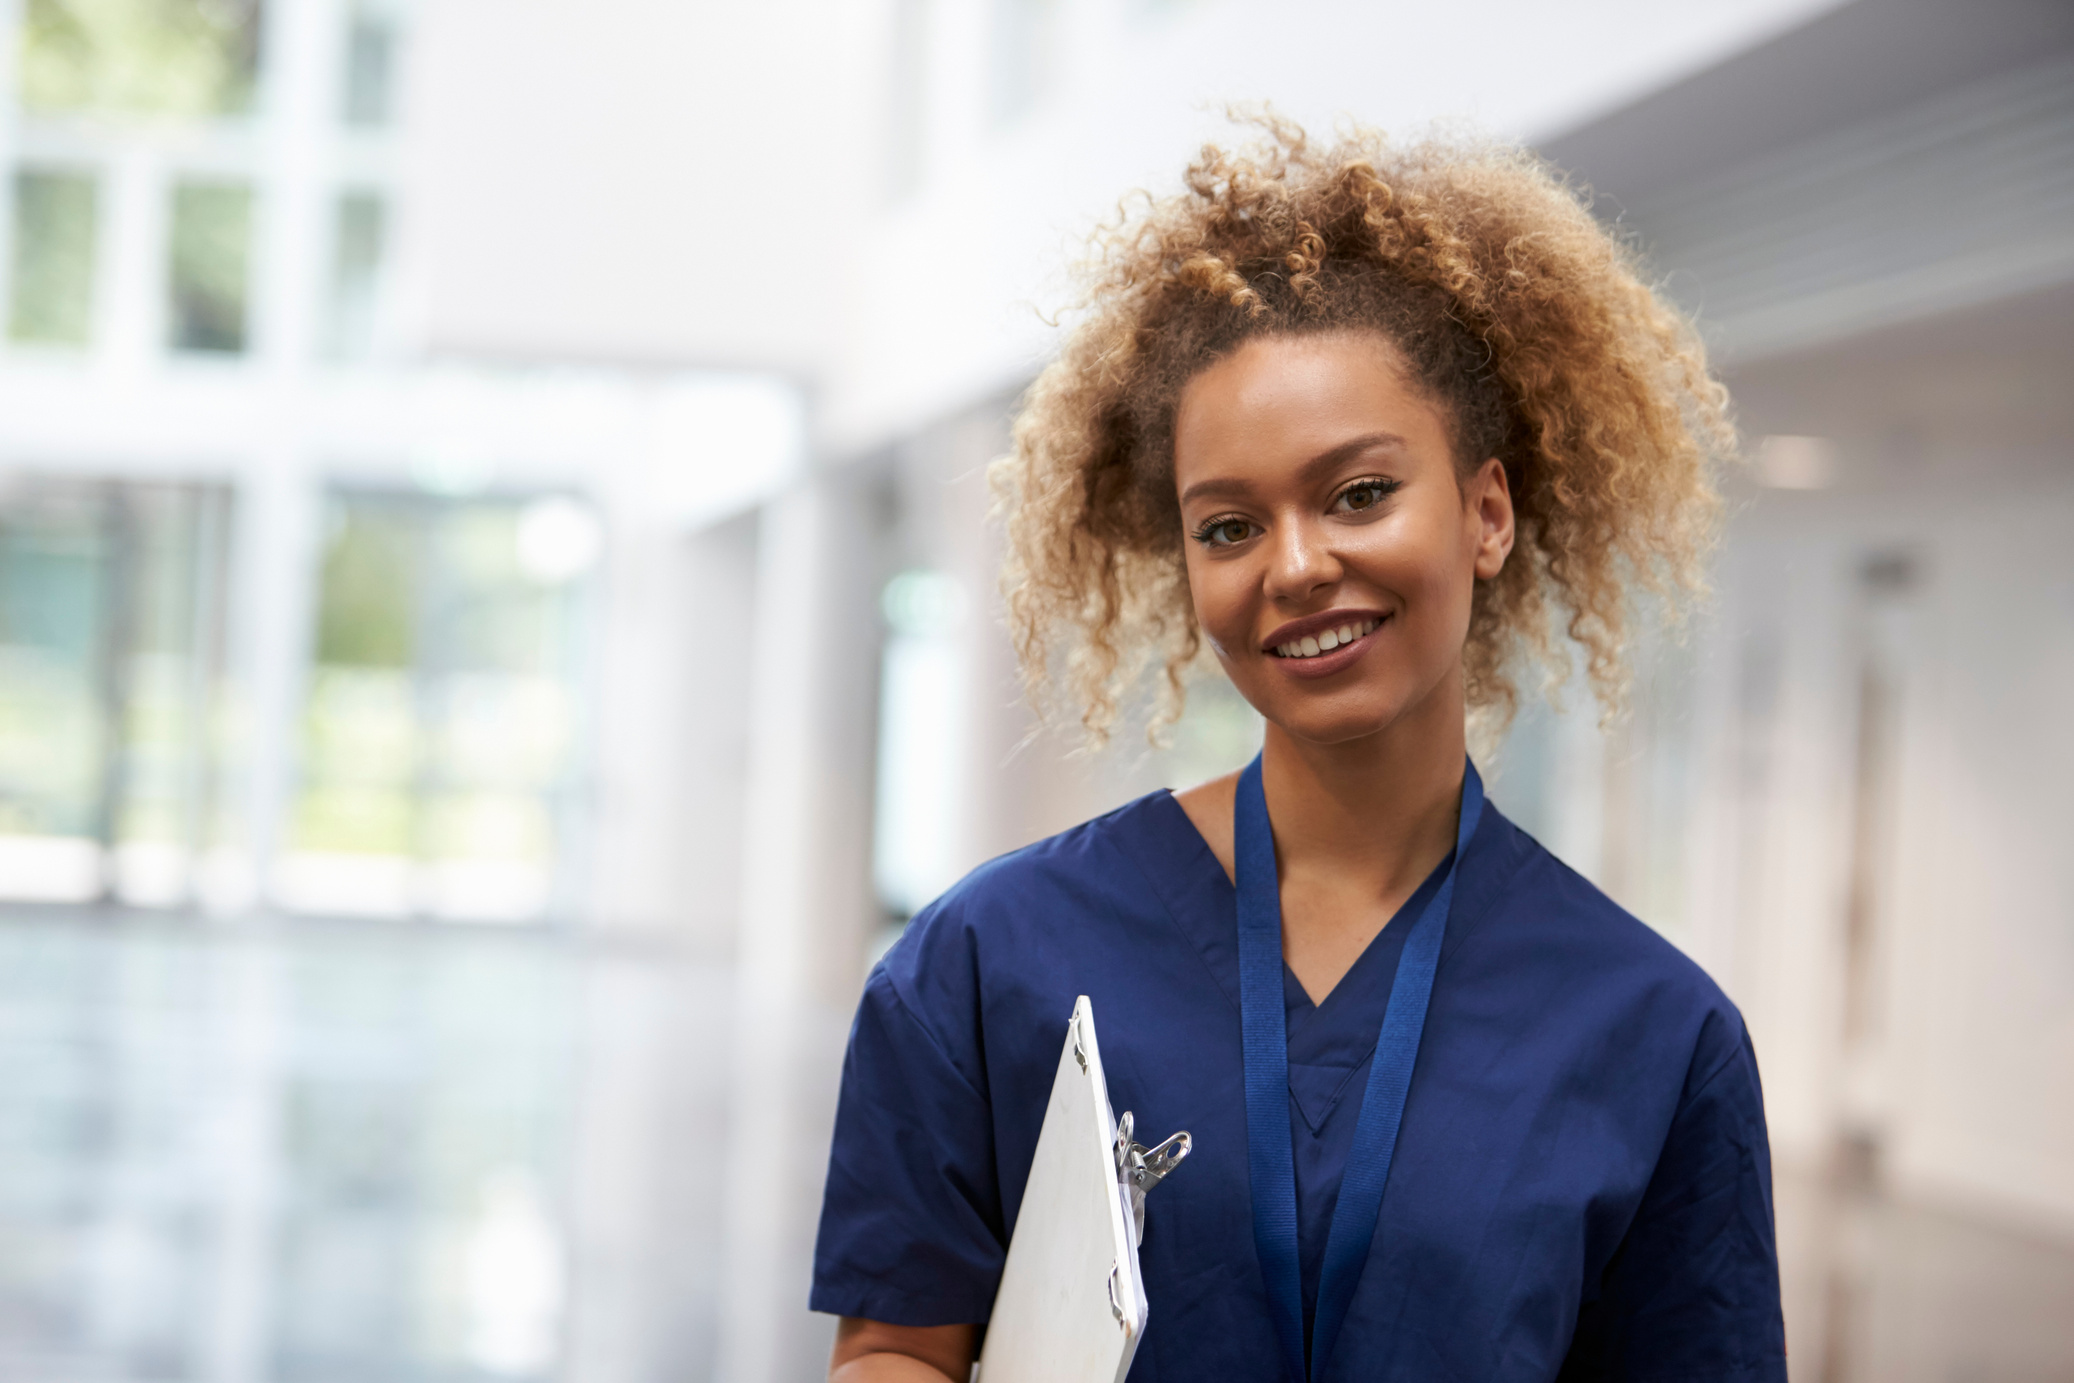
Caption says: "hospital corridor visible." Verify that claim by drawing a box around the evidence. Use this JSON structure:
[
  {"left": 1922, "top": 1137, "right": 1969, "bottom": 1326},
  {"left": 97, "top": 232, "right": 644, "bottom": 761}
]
[{"left": 0, "top": 0, "right": 2070, "bottom": 1378}]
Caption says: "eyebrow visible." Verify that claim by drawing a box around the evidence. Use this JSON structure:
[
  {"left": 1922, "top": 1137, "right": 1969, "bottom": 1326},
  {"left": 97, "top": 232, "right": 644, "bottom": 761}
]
[{"left": 1177, "top": 431, "right": 1410, "bottom": 507}]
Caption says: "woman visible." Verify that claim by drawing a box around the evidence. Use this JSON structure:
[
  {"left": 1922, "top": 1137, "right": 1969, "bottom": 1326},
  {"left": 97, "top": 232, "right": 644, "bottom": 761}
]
[{"left": 812, "top": 122, "right": 1785, "bottom": 1382}]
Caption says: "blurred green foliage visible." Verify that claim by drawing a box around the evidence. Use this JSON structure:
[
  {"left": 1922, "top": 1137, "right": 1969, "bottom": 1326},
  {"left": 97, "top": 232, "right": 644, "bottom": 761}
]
[
  {"left": 317, "top": 504, "right": 416, "bottom": 668},
  {"left": 341, "top": 2, "right": 394, "bottom": 126},
  {"left": 20, "top": 0, "right": 262, "bottom": 117},
  {"left": 329, "top": 191, "right": 384, "bottom": 357},
  {"left": 0, "top": 494, "right": 106, "bottom": 835},
  {"left": 168, "top": 180, "right": 251, "bottom": 352},
  {"left": 297, "top": 495, "right": 585, "bottom": 868},
  {"left": 0, "top": 648, "right": 103, "bottom": 835},
  {"left": 0, "top": 482, "right": 228, "bottom": 843},
  {"left": 8, "top": 171, "right": 99, "bottom": 345},
  {"left": 0, "top": 490, "right": 102, "bottom": 653}
]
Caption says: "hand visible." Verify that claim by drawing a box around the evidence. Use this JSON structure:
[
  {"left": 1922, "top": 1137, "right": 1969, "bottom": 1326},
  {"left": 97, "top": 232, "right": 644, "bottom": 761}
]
[{"left": 829, "top": 1318, "right": 977, "bottom": 1383}]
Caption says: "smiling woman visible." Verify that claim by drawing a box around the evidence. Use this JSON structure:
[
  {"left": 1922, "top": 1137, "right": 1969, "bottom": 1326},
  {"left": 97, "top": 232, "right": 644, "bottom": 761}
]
[
  {"left": 814, "top": 119, "right": 1779, "bottom": 1383},
  {"left": 999, "top": 117, "right": 1728, "bottom": 745}
]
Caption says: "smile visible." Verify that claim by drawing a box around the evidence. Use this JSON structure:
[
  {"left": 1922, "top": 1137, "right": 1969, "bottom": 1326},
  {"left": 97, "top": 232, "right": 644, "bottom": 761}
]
[{"left": 1270, "top": 616, "right": 1383, "bottom": 660}]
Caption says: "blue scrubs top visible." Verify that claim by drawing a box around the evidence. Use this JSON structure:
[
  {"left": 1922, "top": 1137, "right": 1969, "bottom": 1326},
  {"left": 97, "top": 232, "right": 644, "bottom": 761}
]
[{"left": 811, "top": 789, "right": 1787, "bottom": 1382}]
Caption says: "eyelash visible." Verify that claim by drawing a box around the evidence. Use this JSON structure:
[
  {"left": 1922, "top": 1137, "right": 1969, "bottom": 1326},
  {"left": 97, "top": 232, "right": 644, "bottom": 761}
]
[
  {"left": 1191, "top": 515, "right": 1255, "bottom": 547},
  {"left": 1188, "top": 477, "right": 1402, "bottom": 547},
  {"left": 1332, "top": 476, "right": 1402, "bottom": 513}
]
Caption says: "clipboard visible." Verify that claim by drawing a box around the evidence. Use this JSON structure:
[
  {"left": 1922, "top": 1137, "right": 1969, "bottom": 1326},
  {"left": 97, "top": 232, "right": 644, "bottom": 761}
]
[{"left": 976, "top": 996, "right": 1190, "bottom": 1383}]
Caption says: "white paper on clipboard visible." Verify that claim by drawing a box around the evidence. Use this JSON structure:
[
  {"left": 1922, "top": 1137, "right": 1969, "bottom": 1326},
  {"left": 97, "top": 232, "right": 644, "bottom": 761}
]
[{"left": 976, "top": 996, "right": 1150, "bottom": 1383}]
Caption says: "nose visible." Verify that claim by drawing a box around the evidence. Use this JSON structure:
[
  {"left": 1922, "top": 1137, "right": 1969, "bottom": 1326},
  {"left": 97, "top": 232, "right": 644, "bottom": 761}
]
[{"left": 1262, "top": 512, "right": 1340, "bottom": 605}]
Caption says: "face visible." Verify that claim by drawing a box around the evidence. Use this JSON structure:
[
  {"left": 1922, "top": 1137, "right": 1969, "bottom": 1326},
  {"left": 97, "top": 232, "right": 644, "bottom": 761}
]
[{"left": 1172, "top": 331, "right": 1514, "bottom": 747}]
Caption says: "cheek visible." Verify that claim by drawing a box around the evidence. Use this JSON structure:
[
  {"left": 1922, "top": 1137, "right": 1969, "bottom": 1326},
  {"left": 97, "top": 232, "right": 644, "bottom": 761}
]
[{"left": 1344, "top": 515, "right": 1464, "bottom": 604}]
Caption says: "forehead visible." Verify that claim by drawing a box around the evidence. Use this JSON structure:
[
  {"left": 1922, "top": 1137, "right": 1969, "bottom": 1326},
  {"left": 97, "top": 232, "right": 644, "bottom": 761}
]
[{"left": 1171, "top": 331, "right": 1452, "bottom": 482}]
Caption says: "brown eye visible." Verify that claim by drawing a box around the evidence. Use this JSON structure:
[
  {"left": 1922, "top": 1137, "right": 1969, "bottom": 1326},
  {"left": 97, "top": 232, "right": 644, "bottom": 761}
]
[
  {"left": 1334, "top": 480, "right": 1397, "bottom": 514},
  {"left": 1193, "top": 517, "right": 1256, "bottom": 548}
]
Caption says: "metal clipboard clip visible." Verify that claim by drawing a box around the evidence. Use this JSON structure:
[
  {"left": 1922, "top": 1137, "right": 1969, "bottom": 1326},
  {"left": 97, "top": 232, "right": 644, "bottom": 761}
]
[{"left": 1112, "top": 1109, "right": 1191, "bottom": 1247}]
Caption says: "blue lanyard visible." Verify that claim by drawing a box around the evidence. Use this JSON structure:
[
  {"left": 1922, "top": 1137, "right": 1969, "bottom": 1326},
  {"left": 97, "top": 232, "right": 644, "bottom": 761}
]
[{"left": 1235, "top": 753, "right": 1483, "bottom": 1383}]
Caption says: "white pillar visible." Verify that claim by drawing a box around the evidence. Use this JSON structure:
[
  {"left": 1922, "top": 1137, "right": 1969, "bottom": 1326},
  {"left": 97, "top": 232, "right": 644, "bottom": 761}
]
[
  {"left": 255, "top": 0, "right": 332, "bottom": 370},
  {"left": 718, "top": 472, "right": 883, "bottom": 1383}
]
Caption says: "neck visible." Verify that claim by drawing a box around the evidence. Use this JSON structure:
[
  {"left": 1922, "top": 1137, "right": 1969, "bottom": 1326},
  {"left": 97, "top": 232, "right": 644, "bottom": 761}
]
[{"left": 1259, "top": 663, "right": 1468, "bottom": 896}]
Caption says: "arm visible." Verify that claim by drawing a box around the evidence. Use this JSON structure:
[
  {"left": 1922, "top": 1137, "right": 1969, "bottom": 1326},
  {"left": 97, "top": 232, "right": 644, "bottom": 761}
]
[
  {"left": 1560, "top": 1017, "right": 1786, "bottom": 1381},
  {"left": 830, "top": 1319, "right": 977, "bottom": 1383},
  {"left": 813, "top": 969, "right": 1006, "bottom": 1354}
]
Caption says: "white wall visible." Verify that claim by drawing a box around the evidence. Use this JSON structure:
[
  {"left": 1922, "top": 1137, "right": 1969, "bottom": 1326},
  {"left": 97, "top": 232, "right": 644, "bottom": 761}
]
[
  {"left": 1598, "top": 292, "right": 2074, "bottom": 1242},
  {"left": 1882, "top": 493, "right": 2074, "bottom": 1231},
  {"left": 821, "top": 0, "right": 1849, "bottom": 454},
  {"left": 1666, "top": 473, "right": 2074, "bottom": 1240},
  {"left": 407, "top": 0, "right": 878, "bottom": 372},
  {"left": 402, "top": 0, "right": 1848, "bottom": 433}
]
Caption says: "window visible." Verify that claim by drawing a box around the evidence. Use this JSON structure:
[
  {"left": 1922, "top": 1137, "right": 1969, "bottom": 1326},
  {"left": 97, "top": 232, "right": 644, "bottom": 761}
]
[
  {"left": 18, "top": 0, "right": 263, "bottom": 118},
  {"left": 885, "top": 0, "right": 930, "bottom": 200},
  {"left": 0, "top": 476, "right": 236, "bottom": 906},
  {"left": 8, "top": 168, "right": 98, "bottom": 346},
  {"left": 988, "top": 0, "right": 1056, "bottom": 126},
  {"left": 282, "top": 490, "right": 599, "bottom": 922},
  {"left": 1485, "top": 632, "right": 1699, "bottom": 940},
  {"left": 327, "top": 191, "right": 384, "bottom": 359},
  {"left": 167, "top": 180, "right": 253, "bottom": 353},
  {"left": 872, "top": 569, "right": 969, "bottom": 918},
  {"left": 341, "top": 0, "right": 398, "bottom": 127}
]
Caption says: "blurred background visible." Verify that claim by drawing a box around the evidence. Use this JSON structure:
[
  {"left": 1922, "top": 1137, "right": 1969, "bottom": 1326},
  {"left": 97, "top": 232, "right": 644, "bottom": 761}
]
[{"left": 0, "top": 0, "right": 2069, "bottom": 1379}]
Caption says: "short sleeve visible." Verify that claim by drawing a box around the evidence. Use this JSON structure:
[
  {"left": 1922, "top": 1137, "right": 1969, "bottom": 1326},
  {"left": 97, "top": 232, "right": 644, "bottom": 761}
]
[
  {"left": 1559, "top": 1017, "right": 1789, "bottom": 1382},
  {"left": 809, "top": 963, "right": 1005, "bottom": 1325}
]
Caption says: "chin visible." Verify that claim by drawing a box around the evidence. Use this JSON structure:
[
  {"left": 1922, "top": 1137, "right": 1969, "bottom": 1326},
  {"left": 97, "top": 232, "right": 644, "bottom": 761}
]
[
  {"left": 1252, "top": 688, "right": 1415, "bottom": 748},
  {"left": 1278, "top": 711, "right": 1406, "bottom": 748}
]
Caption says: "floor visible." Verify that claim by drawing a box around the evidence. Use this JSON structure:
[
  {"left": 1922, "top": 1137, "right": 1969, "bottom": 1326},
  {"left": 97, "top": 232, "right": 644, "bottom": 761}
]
[{"left": 1776, "top": 1164, "right": 2074, "bottom": 1383}]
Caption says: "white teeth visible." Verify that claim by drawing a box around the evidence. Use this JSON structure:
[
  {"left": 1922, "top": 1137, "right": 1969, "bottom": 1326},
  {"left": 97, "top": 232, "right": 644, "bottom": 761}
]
[{"left": 1274, "top": 617, "right": 1386, "bottom": 658}]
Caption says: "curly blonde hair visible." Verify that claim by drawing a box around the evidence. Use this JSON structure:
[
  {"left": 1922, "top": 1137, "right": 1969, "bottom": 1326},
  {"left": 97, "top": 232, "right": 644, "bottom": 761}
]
[{"left": 992, "top": 117, "right": 1733, "bottom": 744}]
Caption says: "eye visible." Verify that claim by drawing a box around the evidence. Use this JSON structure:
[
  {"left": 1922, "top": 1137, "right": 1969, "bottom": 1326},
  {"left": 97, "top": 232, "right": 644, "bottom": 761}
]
[
  {"left": 1191, "top": 516, "right": 1257, "bottom": 548},
  {"left": 1332, "top": 478, "right": 1400, "bottom": 514}
]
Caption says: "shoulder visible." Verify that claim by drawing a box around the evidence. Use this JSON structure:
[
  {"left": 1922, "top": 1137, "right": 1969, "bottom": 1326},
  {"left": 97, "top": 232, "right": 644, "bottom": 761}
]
[
  {"left": 1469, "top": 805, "right": 1726, "bottom": 990},
  {"left": 1460, "top": 805, "right": 1748, "bottom": 1069},
  {"left": 873, "top": 787, "right": 1202, "bottom": 1007},
  {"left": 930, "top": 788, "right": 1190, "bottom": 924}
]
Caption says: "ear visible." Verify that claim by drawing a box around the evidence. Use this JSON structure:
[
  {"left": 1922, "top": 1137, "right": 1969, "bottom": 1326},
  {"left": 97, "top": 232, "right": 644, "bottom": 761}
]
[{"left": 1469, "top": 457, "right": 1515, "bottom": 581}]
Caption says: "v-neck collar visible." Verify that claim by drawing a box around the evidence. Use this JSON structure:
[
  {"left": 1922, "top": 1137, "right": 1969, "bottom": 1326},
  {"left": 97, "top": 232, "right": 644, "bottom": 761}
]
[
  {"left": 1103, "top": 787, "right": 1526, "bottom": 1150},
  {"left": 1282, "top": 852, "right": 1445, "bottom": 1017},
  {"left": 1282, "top": 855, "right": 1447, "bottom": 1014},
  {"left": 1109, "top": 789, "right": 1486, "bottom": 1038}
]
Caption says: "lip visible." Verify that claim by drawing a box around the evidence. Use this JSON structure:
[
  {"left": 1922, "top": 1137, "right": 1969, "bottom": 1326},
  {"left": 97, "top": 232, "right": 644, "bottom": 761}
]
[
  {"left": 1260, "top": 608, "right": 1390, "bottom": 680},
  {"left": 1261, "top": 608, "right": 1387, "bottom": 651}
]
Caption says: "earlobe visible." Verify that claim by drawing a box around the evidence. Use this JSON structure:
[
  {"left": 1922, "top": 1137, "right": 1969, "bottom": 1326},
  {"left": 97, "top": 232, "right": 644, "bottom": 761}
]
[
  {"left": 1473, "top": 457, "right": 1514, "bottom": 580},
  {"left": 1477, "top": 539, "right": 1512, "bottom": 580}
]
